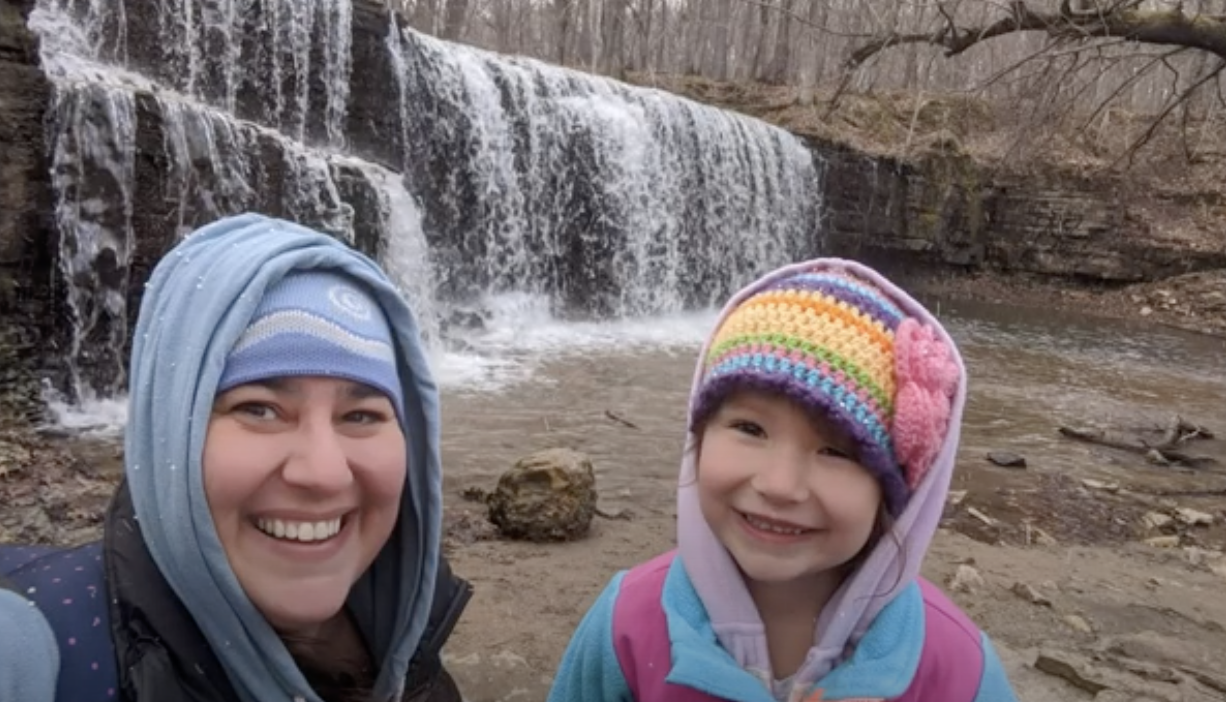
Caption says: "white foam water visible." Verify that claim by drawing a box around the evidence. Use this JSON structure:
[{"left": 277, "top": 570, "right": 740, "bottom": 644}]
[
  {"left": 440, "top": 292, "right": 717, "bottom": 393},
  {"left": 41, "top": 296, "right": 718, "bottom": 437},
  {"left": 40, "top": 382, "right": 130, "bottom": 438}
]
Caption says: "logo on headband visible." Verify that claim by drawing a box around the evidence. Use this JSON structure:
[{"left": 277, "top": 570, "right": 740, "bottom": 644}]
[{"left": 328, "top": 284, "right": 373, "bottom": 321}]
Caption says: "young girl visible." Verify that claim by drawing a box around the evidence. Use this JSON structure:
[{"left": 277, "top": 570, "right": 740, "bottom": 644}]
[
  {"left": 0, "top": 214, "right": 470, "bottom": 702},
  {"left": 547, "top": 259, "right": 1018, "bottom": 702}
]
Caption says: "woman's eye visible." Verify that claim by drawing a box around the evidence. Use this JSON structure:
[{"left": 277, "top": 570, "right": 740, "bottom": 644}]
[
  {"left": 730, "top": 420, "right": 766, "bottom": 438},
  {"left": 234, "top": 402, "right": 277, "bottom": 420},
  {"left": 343, "top": 409, "right": 391, "bottom": 425},
  {"left": 818, "top": 446, "right": 853, "bottom": 459}
]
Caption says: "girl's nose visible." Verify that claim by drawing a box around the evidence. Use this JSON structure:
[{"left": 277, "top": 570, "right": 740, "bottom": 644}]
[
  {"left": 281, "top": 418, "right": 354, "bottom": 493},
  {"left": 750, "top": 448, "right": 808, "bottom": 503}
]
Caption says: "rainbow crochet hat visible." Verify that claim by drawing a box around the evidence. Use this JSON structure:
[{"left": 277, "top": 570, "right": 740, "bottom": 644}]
[{"left": 690, "top": 264, "right": 959, "bottom": 515}]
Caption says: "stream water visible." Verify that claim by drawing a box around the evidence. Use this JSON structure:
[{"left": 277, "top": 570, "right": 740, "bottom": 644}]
[
  {"left": 427, "top": 295, "right": 1226, "bottom": 529},
  {"left": 49, "top": 292, "right": 1225, "bottom": 542}
]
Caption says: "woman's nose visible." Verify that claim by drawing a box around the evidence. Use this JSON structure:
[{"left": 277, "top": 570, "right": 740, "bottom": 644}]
[{"left": 281, "top": 417, "right": 354, "bottom": 492}]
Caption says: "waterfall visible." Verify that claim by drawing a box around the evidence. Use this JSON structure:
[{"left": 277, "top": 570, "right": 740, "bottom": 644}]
[
  {"left": 348, "top": 159, "right": 442, "bottom": 344},
  {"left": 46, "top": 85, "right": 136, "bottom": 398},
  {"left": 28, "top": 0, "right": 823, "bottom": 402},
  {"left": 30, "top": 0, "right": 378, "bottom": 400},
  {"left": 390, "top": 29, "right": 822, "bottom": 315}
]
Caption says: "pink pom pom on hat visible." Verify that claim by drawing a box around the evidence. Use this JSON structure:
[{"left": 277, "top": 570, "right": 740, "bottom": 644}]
[{"left": 690, "top": 264, "right": 960, "bottom": 515}]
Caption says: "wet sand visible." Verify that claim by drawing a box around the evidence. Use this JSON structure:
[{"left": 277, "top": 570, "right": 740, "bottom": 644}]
[{"left": 437, "top": 304, "right": 1226, "bottom": 701}]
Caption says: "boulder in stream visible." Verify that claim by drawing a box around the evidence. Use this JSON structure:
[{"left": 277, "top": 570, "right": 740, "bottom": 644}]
[{"left": 487, "top": 448, "right": 597, "bottom": 542}]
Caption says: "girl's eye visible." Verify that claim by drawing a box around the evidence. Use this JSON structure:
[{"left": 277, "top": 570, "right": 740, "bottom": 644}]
[
  {"left": 730, "top": 420, "right": 766, "bottom": 438},
  {"left": 818, "top": 446, "right": 853, "bottom": 459}
]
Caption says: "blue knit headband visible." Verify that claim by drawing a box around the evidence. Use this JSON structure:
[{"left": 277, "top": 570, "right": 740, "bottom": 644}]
[{"left": 217, "top": 269, "right": 403, "bottom": 414}]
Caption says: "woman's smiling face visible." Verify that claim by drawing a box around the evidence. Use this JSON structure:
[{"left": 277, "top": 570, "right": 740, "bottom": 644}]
[{"left": 202, "top": 375, "right": 406, "bottom": 636}]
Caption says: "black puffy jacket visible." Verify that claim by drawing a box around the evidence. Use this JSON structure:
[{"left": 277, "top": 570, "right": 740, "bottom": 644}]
[{"left": 2, "top": 483, "right": 471, "bottom": 702}]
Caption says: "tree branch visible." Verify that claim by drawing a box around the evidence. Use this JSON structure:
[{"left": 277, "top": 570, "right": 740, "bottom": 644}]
[
  {"left": 730, "top": 0, "right": 870, "bottom": 39},
  {"left": 1112, "top": 57, "right": 1226, "bottom": 167},
  {"left": 1075, "top": 47, "right": 1188, "bottom": 132},
  {"left": 846, "top": 1, "right": 1226, "bottom": 70}
]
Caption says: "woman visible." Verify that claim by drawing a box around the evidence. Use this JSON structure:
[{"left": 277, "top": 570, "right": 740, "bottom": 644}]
[{"left": 0, "top": 213, "right": 470, "bottom": 702}]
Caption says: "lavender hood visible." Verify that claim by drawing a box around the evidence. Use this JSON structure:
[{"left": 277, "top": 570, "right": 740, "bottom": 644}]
[{"left": 675, "top": 258, "right": 969, "bottom": 687}]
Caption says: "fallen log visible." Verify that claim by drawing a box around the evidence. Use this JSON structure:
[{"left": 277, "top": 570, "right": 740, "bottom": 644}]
[
  {"left": 1057, "top": 426, "right": 1218, "bottom": 468},
  {"left": 604, "top": 409, "right": 640, "bottom": 430},
  {"left": 1127, "top": 485, "right": 1226, "bottom": 498}
]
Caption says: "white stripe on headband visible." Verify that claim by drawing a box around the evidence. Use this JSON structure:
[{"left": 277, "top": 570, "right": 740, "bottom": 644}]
[{"left": 230, "top": 310, "right": 396, "bottom": 364}]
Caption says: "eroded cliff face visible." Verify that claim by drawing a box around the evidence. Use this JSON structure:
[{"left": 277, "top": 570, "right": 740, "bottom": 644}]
[
  {"left": 0, "top": 0, "right": 51, "bottom": 421},
  {"left": 815, "top": 138, "right": 1226, "bottom": 281}
]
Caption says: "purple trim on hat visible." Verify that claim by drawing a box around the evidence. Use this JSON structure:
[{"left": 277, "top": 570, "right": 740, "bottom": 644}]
[
  {"left": 705, "top": 352, "right": 892, "bottom": 433},
  {"left": 760, "top": 273, "right": 905, "bottom": 330},
  {"left": 691, "top": 370, "right": 909, "bottom": 516},
  {"left": 704, "top": 342, "right": 891, "bottom": 419}
]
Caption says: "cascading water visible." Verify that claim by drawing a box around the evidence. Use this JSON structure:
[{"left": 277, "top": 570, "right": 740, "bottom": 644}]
[
  {"left": 391, "top": 30, "right": 822, "bottom": 315},
  {"left": 30, "top": 0, "right": 408, "bottom": 404},
  {"left": 349, "top": 159, "right": 441, "bottom": 344},
  {"left": 28, "top": 0, "right": 823, "bottom": 414},
  {"left": 46, "top": 84, "right": 135, "bottom": 399}
]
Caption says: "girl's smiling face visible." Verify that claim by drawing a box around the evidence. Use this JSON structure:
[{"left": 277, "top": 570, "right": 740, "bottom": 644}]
[
  {"left": 696, "top": 390, "right": 883, "bottom": 588},
  {"left": 203, "top": 375, "right": 406, "bottom": 636}
]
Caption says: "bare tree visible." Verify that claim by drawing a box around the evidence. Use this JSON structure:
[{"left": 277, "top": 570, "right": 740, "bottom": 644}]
[
  {"left": 761, "top": 0, "right": 797, "bottom": 84},
  {"left": 554, "top": 0, "right": 575, "bottom": 65},
  {"left": 830, "top": 0, "right": 1226, "bottom": 164},
  {"left": 599, "top": 0, "right": 629, "bottom": 78},
  {"left": 844, "top": 1, "right": 1226, "bottom": 69},
  {"left": 441, "top": 0, "right": 469, "bottom": 40}
]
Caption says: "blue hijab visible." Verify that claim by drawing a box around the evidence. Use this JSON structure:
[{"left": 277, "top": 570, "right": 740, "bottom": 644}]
[{"left": 124, "top": 213, "right": 442, "bottom": 702}]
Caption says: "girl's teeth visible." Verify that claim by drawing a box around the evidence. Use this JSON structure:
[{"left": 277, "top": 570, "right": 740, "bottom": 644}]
[
  {"left": 255, "top": 517, "right": 343, "bottom": 543},
  {"left": 745, "top": 514, "right": 806, "bottom": 535}
]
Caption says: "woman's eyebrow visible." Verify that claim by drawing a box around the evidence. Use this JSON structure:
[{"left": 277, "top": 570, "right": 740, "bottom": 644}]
[
  {"left": 250, "top": 378, "right": 295, "bottom": 394},
  {"left": 344, "top": 382, "right": 385, "bottom": 400}
]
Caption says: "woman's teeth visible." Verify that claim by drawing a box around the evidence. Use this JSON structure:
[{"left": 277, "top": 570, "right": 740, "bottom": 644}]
[
  {"left": 744, "top": 513, "right": 808, "bottom": 535},
  {"left": 255, "top": 517, "right": 343, "bottom": 542}
]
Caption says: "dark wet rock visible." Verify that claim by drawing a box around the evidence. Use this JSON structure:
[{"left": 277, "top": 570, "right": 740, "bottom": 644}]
[
  {"left": 816, "top": 141, "right": 1226, "bottom": 284},
  {"left": 0, "top": 0, "right": 55, "bottom": 406},
  {"left": 486, "top": 448, "right": 597, "bottom": 542},
  {"left": 444, "top": 308, "right": 486, "bottom": 334},
  {"left": 1033, "top": 652, "right": 1110, "bottom": 695},
  {"left": 1011, "top": 581, "right": 1052, "bottom": 607},
  {"left": 442, "top": 509, "right": 499, "bottom": 553},
  {"left": 988, "top": 452, "right": 1027, "bottom": 469}
]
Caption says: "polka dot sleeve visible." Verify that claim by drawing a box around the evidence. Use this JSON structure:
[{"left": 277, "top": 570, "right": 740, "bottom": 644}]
[{"left": 0, "top": 587, "right": 60, "bottom": 702}]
